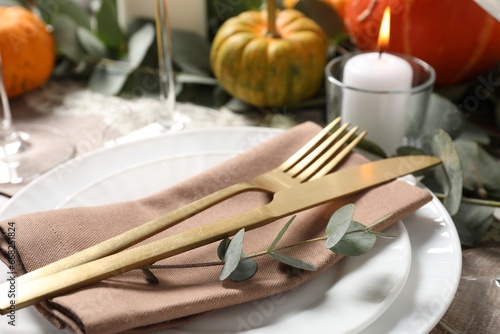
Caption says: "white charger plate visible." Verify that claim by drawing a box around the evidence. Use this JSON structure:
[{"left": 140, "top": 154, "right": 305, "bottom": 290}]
[
  {"left": 57, "top": 152, "right": 410, "bottom": 334},
  {"left": 0, "top": 127, "right": 461, "bottom": 333}
]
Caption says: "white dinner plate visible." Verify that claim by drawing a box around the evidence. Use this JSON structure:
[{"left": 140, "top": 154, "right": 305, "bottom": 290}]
[{"left": 0, "top": 127, "right": 461, "bottom": 334}]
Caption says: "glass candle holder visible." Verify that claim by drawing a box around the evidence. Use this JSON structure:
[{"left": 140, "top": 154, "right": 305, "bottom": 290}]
[{"left": 325, "top": 51, "right": 435, "bottom": 155}]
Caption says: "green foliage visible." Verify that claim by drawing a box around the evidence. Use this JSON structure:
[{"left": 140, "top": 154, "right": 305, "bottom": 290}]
[
  {"left": 453, "top": 204, "right": 495, "bottom": 247},
  {"left": 171, "top": 30, "right": 212, "bottom": 77},
  {"left": 455, "top": 139, "right": 500, "bottom": 199},
  {"left": 268, "top": 252, "right": 317, "bottom": 271},
  {"left": 52, "top": 14, "right": 85, "bottom": 63},
  {"left": 216, "top": 204, "right": 393, "bottom": 282},
  {"left": 141, "top": 266, "right": 159, "bottom": 284},
  {"left": 88, "top": 23, "right": 156, "bottom": 95},
  {"left": 431, "top": 129, "right": 464, "bottom": 216},
  {"left": 328, "top": 221, "right": 377, "bottom": 256},
  {"left": 396, "top": 100, "right": 500, "bottom": 246},
  {"left": 219, "top": 229, "right": 246, "bottom": 280},
  {"left": 95, "top": 0, "right": 124, "bottom": 53},
  {"left": 218, "top": 229, "right": 258, "bottom": 281},
  {"left": 325, "top": 203, "right": 354, "bottom": 248},
  {"left": 268, "top": 215, "right": 296, "bottom": 251}
]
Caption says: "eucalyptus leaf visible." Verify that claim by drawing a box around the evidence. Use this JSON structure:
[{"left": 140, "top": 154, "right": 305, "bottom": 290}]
[
  {"left": 141, "top": 267, "right": 159, "bottom": 284},
  {"left": 269, "top": 252, "right": 317, "bottom": 271},
  {"left": 368, "top": 231, "right": 397, "bottom": 239},
  {"left": 88, "top": 23, "right": 156, "bottom": 96},
  {"left": 219, "top": 229, "right": 245, "bottom": 281},
  {"left": 329, "top": 221, "right": 377, "bottom": 256},
  {"left": 51, "top": 57, "right": 74, "bottom": 78},
  {"left": 396, "top": 146, "right": 427, "bottom": 156},
  {"left": 55, "top": 0, "right": 91, "bottom": 29},
  {"left": 423, "top": 94, "right": 465, "bottom": 139},
  {"left": 96, "top": 0, "right": 124, "bottom": 51},
  {"left": 227, "top": 257, "right": 258, "bottom": 282},
  {"left": 35, "top": 0, "right": 90, "bottom": 29},
  {"left": 455, "top": 139, "right": 500, "bottom": 199},
  {"left": 177, "top": 73, "right": 218, "bottom": 86},
  {"left": 213, "top": 85, "right": 232, "bottom": 107},
  {"left": 457, "top": 121, "right": 491, "bottom": 145},
  {"left": 176, "top": 83, "right": 219, "bottom": 107},
  {"left": 171, "top": 30, "right": 212, "bottom": 77},
  {"left": 217, "top": 237, "right": 231, "bottom": 261},
  {"left": 268, "top": 216, "right": 296, "bottom": 252},
  {"left": 431, "top": 129, "right": 463, "bottom": 216},
  {"left": 88, "top": 60, "right": 131, "bottom": 95},
  {"left": 325, "top": 204, "right": 354, "bottom": 248},
  {"left": 224, "top": 97, "right": 255, "bottom": 113},
  {"left": 357, "top": 137, "right": 388, "bottom": 158},
  {"left": 76, "top": 27, "right": 108, "bottom": 59},
  {"left": 453, "top": 204, "right": 495, "bottom": 247},
  {"left": 261, "top": 113, "right": 297, "bottom": 129},
  {"left": 365, "top": 213, "right": 394, "bottom": 229},
  {"left": 52, "top": 15, "right": 85, "bottom": 62},
  {"left": 127, "top": 23, "right": 156, "bottom": 68}
]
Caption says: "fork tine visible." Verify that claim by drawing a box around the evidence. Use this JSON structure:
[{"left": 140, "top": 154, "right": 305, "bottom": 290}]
[
  {"left": 295, "top": 126, "right": 360, "bottom": 181},
  {"left": 285, "top": 122, "right": 351, "bottom": 177},
  {"left": 308, "top": 130, "right": 367, "bottom": 181},
  {"left": 279, "top": 117, "right": 341, "bottom": 171}
]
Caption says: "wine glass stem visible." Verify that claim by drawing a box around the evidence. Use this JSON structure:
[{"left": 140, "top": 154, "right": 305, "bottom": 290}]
[
  {"left": 0, "top": 50, "right": 18, "bottom": 145},
  {"left": 155, "top": 0, "right": 181, "bottom": 129},
  {"left": 0, "top": 51, "right": 12, "bottom": 130}
]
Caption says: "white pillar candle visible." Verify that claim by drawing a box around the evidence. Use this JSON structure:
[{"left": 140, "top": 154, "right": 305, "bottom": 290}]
[
  {"left": 117, "top": 0, "right": 207, "bottom": 39},
  {"left": 342, "top": 52, "right": 413, "bottom": 155}
]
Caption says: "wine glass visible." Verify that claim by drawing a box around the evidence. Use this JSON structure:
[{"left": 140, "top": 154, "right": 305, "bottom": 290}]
[
  {"left": 0, "top": 49, "right": 75, "bottom": 185},
  {"left": 153, "top": 0, "right": 189, "bottom": 130}
]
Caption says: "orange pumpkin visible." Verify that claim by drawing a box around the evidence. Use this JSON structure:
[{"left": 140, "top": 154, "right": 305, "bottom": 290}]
[
  {"left": 210, "top": 2, "right": 328, "bottom": 107},
  {"left": 344, "top": 0, "right": 500, "bottom": 86},
  {"left": 0, "top": 6, "right": 55, "bottom": 98}
]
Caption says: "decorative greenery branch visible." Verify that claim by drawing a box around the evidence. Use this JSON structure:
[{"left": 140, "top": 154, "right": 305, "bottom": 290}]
[{"left": 141, "top": 204, "right": 396, "bottom": 283}]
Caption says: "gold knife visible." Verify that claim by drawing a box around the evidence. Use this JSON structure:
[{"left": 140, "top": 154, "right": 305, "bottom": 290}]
[{"left": 0, "top": 155, "right": 440, "bottom": 314}]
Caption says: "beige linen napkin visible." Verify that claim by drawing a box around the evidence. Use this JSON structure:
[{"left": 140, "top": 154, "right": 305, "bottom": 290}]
[{"left": 0, "top": 122, "right": 433, "bottom": 334}]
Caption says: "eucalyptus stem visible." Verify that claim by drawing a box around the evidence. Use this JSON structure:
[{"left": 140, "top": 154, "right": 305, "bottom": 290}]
[
  {"left": 266, "top": 0, "right": 279, "bottom": 38},
  {"left": 247, "top": 236, "right": 328, "bottom": 259},
  {"left": 435, "top": 192, "right": 500, "bottom": 208},
  {"left": 149, "top": 236, "right": 328, "bottom": 270}
]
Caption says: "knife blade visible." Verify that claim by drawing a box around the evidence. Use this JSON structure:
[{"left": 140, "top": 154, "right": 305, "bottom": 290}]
[{"left": 0, "top": 155, "right": 440, "bottom": 314}]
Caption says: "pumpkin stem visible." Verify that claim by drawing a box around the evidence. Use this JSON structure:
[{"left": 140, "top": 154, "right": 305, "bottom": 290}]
[{"left": 266, "top": 0, "right": 280, "bottom": 38}]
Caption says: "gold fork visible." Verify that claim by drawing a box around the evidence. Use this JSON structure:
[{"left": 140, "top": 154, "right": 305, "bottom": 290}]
[{"left": 14, "top": 118, "right": 366, "bottom": 285}]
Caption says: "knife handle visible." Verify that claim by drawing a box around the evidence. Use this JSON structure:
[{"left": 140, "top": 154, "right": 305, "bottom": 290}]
[
  {"left": 11, "top": 182, "right": 255, "bottom": 287},
  {"left": 0, "top": 204, "right": 277, "bottom": 314}
]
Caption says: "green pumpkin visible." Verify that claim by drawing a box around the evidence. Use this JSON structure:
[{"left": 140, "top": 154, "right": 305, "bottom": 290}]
[{"left": 210, "top": 5, "right": 328, "bottom": 107}]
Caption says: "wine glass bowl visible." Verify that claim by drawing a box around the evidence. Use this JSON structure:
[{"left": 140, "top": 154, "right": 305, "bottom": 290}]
[{"left": 0, "top": 48, "right": 75, "bottom": 185}]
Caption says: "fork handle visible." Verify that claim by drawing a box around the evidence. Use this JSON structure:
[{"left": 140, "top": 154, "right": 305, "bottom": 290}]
[
  {"left": 0, "top": 204, "right": 277, "bottom": 314},
  {"left": 14, "top": 182, "right": 258, "bottom": 285}
]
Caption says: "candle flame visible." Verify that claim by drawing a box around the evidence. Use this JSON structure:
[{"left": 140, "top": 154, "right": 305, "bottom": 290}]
[{"left": 377, "top": 7, "right": 391, "bottom": 50}]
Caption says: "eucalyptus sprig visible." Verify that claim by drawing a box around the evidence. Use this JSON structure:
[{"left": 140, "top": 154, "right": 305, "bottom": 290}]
[
  {"left": 144, "top": 204, "right": 396, "bottom": 283},
  {"left": 217, "top": 204, "right": 395, "bottom": 281}
]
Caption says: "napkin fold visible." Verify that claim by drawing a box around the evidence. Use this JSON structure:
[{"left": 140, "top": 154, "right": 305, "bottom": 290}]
[{"left": 0, "top": 122, "right": 432, "bottom": 334}]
